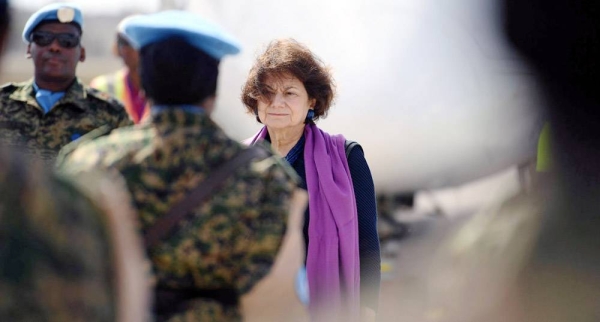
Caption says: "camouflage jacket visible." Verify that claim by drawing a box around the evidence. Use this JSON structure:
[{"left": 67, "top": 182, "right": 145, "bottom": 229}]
[
  {"left": 0, "top": 147, "right": 116, "bottom": 322},
  {"left": 60, "top": 107, "right": 297, "bottom": 321},
  {"left": 0, "top": 78, "right": 132, "bottom": 163}
]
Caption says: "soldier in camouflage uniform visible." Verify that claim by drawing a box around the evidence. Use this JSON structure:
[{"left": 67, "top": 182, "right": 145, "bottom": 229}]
[
  {"left": 60, "top": 11, "right": 299, "bottom": 322},
  {"left": 0, "top": 149, "right": 116, "bottom": 322},
  {"left": 0, "top": 147, "right": 151, "bottom": 322},
  {"left": 0, "top": 3, "right": 131, "bottom": 164},
  {"left": 0, "top": 2, "right": 150, "bottom": 322}
]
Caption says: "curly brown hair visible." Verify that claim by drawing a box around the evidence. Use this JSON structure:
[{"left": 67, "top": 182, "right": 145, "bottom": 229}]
[{"left": 241, "top": 38, "right": 336, "bottom": 123}]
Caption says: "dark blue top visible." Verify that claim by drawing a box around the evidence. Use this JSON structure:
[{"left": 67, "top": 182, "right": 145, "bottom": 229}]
[{"left": 282, "top": 135, "right": 381, "bottom": 311}]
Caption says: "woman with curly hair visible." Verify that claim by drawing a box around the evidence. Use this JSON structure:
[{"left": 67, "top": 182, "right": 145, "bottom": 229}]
[{"left": 242, "top": 38, "right": 380, "bottom": 322}]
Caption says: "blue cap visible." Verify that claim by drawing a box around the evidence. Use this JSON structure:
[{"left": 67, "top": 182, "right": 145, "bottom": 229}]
[
  {"left": 22, "top": 3, "right": 83, "bottom": 43},
  {"left": 116, "top": 14, "right": 141, "bottom": 44},
  {"left": 122, "top": 10, "right": 241, "bottom": 60}
]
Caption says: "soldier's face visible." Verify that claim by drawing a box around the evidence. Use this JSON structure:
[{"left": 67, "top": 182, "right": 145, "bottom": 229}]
[
  {"left": 116, "top": 36, "right": 139, "bottom": 71},
  {"left": 27, "top": 22, "right": 86, "bottom": 84}
]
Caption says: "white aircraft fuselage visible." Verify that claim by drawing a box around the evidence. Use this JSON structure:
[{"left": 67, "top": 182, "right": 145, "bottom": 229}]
[{"left": 189, "top": 0, "right": 542, "bottom": 195}]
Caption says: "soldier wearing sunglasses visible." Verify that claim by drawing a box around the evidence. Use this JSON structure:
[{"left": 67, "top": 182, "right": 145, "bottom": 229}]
[
  {"left": 0, "top": 3, "right": 131, "bottom": 164},
  {"left": 0, "top": 1, "right": 151, "bottom": 322}
]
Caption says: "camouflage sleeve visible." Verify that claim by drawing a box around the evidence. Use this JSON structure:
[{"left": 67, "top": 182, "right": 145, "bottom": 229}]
[
  {"left": 62, "top": 169, "right": 152, "bottom": 322},
  {"left": 55, "top": 147, "right": 152, "bottom": 322},
  {"left": 55, "top": 127, "right": 129, "bottom": 175},
  {"left": 0, "top": 150, "right": 116, "bottom": 322},
  {"left": 231, "top": 155, "right": 297, "bottom": 294},
  {"left": 55, "top": 125, "right": 112, "bottom": 169}
]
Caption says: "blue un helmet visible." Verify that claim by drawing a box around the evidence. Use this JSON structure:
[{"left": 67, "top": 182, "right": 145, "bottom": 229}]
[
  {"left": 121, "top": 10, "right": 240, "bottom": 60},
  {"left": 22, "top": 3, "right": 83, "bottom": 43}
]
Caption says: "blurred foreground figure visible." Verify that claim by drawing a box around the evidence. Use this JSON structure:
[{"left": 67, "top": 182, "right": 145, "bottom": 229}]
[
  {"left": 502, "top": 1, "right": 600, "bottom": 320},
  {"left": 59, "top": 10, "right": 301, "bottom": 322},
  {"left": 0, "top": 151, "right": 150, "bottom": 322},
  {"left": 427, "top": 1, "right": 600, "bottom": 321}
]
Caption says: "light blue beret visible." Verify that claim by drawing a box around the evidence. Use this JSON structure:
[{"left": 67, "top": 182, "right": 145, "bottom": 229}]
[
  {"left": 122, "top": 10, "right": 241, "bottom": 60},
  {"left": 22, "top": 3, "right": 83, "bottom": 43},
  {"left": 116, "top": 15, "right": 141, "bottom": 44}
]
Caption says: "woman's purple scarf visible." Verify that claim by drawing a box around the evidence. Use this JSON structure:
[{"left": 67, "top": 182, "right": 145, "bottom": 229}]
[{"left": 247, "top": 124, "right": 360, "bottom": 320}]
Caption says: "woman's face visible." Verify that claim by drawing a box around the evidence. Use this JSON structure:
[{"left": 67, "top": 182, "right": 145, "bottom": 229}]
[{"left": 256, "top": 73, "right": 315, "bottom": 131}]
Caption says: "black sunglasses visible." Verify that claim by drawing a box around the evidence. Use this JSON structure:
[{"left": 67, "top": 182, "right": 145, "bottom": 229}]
[{"left": 30, "top": 31, "right": 80, "bottom": 49}]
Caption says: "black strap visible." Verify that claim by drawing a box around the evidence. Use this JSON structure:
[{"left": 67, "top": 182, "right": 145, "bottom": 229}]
[
  {"left": 345, "top": 139, "right": 359, "bottom": 159},
  {"left": 144, "top": 145, "right": 270, "bottom": 249}
]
